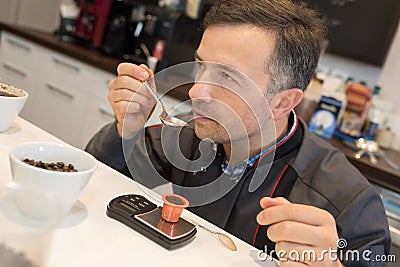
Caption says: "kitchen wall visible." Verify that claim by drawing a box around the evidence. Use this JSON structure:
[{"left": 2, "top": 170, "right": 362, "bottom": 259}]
[
  {"left": 379, "top": 23, "right": 400, "bottom": 150},
  {"left": 0, "top": 0, "right": 62, "bottom": 32}
]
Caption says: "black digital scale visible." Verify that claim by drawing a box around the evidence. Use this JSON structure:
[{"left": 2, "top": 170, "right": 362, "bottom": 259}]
[{"left": 106, "top": 194, "right": 197, "bottom": 250}]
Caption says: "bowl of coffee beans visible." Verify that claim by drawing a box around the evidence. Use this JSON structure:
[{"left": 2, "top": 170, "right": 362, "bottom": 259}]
[
  {"left": 9, "top": 141, "right": 97, "bottom": 220},
  {"left": 0, "top": 83, "right": 28, "bottom": 132}
]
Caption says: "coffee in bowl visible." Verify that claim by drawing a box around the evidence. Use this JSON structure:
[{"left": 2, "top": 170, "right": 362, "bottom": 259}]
[
  {"left": 0, "top": 82, "right": 28, "bottom": 132},
  {"left": 0, "top": 83, "right": 26, "bottom": 97},
  {"left": 0, "top": 91, "right": 18, "bottom": 97}
]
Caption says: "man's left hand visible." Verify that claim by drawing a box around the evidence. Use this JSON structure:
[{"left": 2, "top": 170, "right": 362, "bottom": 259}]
[{"left": 256, "top": 197, "right": 343, "bottom": 267}]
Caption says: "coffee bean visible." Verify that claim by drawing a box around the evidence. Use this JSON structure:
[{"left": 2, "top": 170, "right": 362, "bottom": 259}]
[{"left": 23, "top": 158, "right": 78, "bottom": 172}]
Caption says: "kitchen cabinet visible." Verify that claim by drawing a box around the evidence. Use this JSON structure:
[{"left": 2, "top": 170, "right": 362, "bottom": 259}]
[
  {"left": 0, "top": 31, "right": 115, "bottom": 147},
  {"left": 0, "top": 31, "right": 191, "bottom": 148}
]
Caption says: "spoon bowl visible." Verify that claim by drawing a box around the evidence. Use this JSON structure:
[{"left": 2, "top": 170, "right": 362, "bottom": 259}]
[
  {"left": 144, "top": 81, "right": 188, "bottom": 128},
  {"left": 196, "top": 224, "right": 237, "bottom": 251}
]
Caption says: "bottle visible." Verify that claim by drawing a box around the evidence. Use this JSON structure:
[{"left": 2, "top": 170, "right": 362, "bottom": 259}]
[
  {"left": 338, "top": 82, "right": 372, "bottom": 138},
  {"left": 363, "top": 86, "right": 393, "bottom": 140}
]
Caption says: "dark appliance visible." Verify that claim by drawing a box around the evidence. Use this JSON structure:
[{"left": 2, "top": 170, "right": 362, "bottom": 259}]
[
  {"left": 100, "top": 1, "right": 144, "bottom": 58},
  {"left": 101, "top": 0, "right": 185, "bottom": 70}
]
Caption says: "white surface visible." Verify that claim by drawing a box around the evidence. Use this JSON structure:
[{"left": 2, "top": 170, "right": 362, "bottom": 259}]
[{"left": 0, "top": 117, "right": 278, "bottom": 267}]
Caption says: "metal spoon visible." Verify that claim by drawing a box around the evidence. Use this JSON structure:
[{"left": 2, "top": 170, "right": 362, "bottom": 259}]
[{"left": 143, "top": 81, "right": 188, "bottom": 127}]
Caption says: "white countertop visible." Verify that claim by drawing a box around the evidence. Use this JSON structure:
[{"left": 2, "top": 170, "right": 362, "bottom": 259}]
[{"left": 0, "top": 117, "right": 278, "bottom": 267}]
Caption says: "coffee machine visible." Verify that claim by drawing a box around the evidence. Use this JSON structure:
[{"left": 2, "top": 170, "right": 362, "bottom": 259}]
[
  {"left": 101, "top": 0, "right": 186, "bottom": 71},
  {"left": 75, "top": 0, "right": 113, "bottom": 48}
]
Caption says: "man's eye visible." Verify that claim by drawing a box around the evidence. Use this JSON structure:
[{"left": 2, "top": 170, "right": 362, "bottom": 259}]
[
  {"left": 196, "top": 61, "right": 205, "bottom": 69},
  {"left": 221, "top": 72, "right": 234, "bottom": 81}
]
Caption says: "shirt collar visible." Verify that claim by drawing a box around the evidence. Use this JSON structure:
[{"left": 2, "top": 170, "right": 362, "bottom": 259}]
[{"left": 221, "top": 110, "right": 298, "bottom": 176}]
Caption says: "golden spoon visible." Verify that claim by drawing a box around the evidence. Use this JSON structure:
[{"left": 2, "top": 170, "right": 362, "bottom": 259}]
[
  {"left": 195, "top": 223, "right": 237, "bottom": 251},
  {"left": 143, "top": 81, "right": 188, "bottom": 128}
]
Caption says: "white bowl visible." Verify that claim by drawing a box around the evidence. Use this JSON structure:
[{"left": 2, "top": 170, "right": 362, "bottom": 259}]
[
  {"left": 9, "top": 142, "right": 97, "bottom": 220},
  {"left": 0, "top": 84, "right": 28, "bottom": 132}
]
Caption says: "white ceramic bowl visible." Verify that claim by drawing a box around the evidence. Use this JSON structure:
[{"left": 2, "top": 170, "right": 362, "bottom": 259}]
[
  {"left": 9, "top": 142, "right": 97, "bottom": 220},
  {"left": 0, "top": 83, "right": 28, "bottom": 132}
]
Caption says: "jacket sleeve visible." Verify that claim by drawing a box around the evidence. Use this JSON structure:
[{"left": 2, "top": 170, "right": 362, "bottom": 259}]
[
  {"left": 335, "top": 185, "right": 391, "bottom": 267},
  {"left": 85, "top": 121, "right": 171, "bottom": 187},
  {"left": 85, "top": 120, "right": 138, "bottom": 172}
]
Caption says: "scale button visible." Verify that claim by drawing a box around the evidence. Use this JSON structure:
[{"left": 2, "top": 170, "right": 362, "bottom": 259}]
[
  {"left": 143, "top": 201, "right": 149, "bottom": 205},
  {"left": 138, "top": 203, "right": 146, "bottom": 208}
]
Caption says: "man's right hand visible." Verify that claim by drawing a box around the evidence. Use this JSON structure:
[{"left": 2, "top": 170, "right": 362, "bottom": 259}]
[{"left": 108, "top": 63, "right": 156, "bottom": 139}]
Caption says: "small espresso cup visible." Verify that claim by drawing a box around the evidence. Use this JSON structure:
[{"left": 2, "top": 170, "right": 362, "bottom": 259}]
[
  {"left": 0, "top": 83, "right": 28, "bottom": 132},
  {"left": 161, "top": 193, "right": 189, "bottom": 223}
]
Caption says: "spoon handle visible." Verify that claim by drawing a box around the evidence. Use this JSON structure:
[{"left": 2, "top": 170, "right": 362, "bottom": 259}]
[
  {"left": 143, "top": 81, "right": 159, "bottom": 101},
  {"left": 143, "top": 81, "right": 167, "bottom": 112},
  {"left": 197, "top": 223, "right": 219, "bottom": 234}
]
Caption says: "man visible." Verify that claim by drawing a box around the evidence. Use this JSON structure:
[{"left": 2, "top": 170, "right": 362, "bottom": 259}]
[{"left": 86, "top": 0, "right": 391, "bottom": 266}]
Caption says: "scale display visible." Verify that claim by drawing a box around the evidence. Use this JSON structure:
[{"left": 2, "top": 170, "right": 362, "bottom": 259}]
[{"left": 106, "top": 194, "right": 197, "bottom": 250}]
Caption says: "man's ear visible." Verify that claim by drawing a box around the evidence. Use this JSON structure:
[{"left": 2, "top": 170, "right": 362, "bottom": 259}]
[{"left": 269, "top": 88, "right": 303, "bottom": 121}]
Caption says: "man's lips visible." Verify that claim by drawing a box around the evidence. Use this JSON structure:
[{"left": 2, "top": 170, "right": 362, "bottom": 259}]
[{"left": 193, "top": 109, "right": 214, "bottom": 122}]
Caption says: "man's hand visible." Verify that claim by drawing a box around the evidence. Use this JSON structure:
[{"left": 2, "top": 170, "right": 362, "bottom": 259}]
[
  {"left": 108, "top": 63, "right": 156, "bottom": 138},
  {"left": 256, "top": 197, "right": 343, "bottom": 266}
]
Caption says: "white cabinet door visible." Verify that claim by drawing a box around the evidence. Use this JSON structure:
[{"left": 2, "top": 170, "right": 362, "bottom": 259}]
[
  {"left": 0, "top": 61, "right": 40, "bottom": 124},
  {"left": 79, "top": 96, "right": 115, "bottom": 149},
  {"left": 78, "top": 72, "right": 115, "bottom": 149},
  {"left": 31, "top": 79, "right": 88, "bottom": 146}
]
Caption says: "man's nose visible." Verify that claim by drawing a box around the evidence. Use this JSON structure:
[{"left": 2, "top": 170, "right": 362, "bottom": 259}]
[{"left": 188, "top": 82, "right": 213, "bottom": 104}]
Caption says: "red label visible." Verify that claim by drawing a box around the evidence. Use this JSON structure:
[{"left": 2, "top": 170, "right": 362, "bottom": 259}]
[{"left": 152, "top": 39, "right": 166, "bottom": 61}]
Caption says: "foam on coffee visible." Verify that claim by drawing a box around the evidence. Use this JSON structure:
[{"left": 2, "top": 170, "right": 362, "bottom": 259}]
[{"left": 0, "top": 83, "right": 26, "bottom": 97}]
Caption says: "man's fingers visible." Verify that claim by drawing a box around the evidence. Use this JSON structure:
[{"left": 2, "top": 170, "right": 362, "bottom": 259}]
[
  {"left": 260, "top": 196, "right": 290, "bottom": 209},
  {"left": 108, "top": 88, "right": 155, "bottom": 109},
  {"left": 257, "top": 203, "right": 335, "bottom": 227},
  {"left": 279, "top": 260, "right": 308, "bottom": 267},
  {"left": 275, "top": 241, "right": 313, "bottom": 257},
  {"left": 276, "top": 241, "right": 339, "bottom": 266},
  {"left": 113, "top": 101, "right": 141, "bottom": 116},
  {"left": 267, "top": 221, "right": 324, "bottom": 246},
  {"left": 117, "top": 63, "right": 149, "bottom": 81}
]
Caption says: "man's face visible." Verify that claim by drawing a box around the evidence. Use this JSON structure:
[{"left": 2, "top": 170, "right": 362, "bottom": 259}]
[{"left": 189, "top": 25, "right": 276, "bottom": 144}]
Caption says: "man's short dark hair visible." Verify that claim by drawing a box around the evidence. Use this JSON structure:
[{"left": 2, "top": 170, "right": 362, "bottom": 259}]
[{"left": 203, "top": 0, "right": 327, "bottom": 94}]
